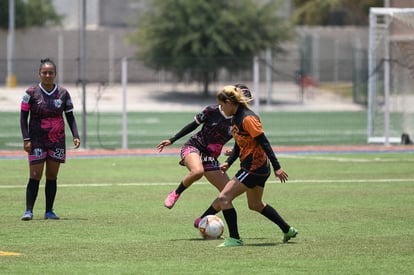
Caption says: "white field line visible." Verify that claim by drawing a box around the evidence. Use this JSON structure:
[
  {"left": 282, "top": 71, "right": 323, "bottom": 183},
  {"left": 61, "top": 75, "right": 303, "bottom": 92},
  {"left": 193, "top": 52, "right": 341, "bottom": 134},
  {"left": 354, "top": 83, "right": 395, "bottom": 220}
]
[
  {"left": 0, "top": 178, "right": 413, "bottom": 189},
  {"left": 283, "top": 155, "right": 414, "bottom": 162}
]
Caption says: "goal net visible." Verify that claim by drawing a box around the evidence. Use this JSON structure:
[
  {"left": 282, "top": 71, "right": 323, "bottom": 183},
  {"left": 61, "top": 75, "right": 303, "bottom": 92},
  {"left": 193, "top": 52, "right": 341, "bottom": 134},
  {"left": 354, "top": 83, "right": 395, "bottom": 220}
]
[{"left": 368, "top": 8, "right": 414, "bottom": 144}]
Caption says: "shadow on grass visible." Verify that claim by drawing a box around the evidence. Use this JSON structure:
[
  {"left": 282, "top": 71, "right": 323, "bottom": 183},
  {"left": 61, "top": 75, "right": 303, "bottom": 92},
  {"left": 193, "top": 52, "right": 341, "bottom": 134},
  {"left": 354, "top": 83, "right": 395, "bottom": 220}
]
[{"left": 170, "top": 237, "right": 298, "bottom": 246}]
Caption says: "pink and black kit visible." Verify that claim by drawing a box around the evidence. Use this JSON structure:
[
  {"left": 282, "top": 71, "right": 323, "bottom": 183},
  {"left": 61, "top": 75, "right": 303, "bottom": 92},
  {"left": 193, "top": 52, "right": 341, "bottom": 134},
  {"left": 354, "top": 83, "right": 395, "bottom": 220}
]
[
  {"left": 169, "top": 105, "right": 233, "bottom": 171},
  {"left": 20, "top": 83, "right": 79, "bottom": 164}
]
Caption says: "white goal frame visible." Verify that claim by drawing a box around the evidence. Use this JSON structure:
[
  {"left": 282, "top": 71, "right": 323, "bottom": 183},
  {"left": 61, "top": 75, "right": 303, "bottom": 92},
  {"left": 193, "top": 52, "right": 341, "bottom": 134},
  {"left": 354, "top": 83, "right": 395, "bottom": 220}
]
[{"left": 368, "top": 7, "right": 414, "bottom": 145}]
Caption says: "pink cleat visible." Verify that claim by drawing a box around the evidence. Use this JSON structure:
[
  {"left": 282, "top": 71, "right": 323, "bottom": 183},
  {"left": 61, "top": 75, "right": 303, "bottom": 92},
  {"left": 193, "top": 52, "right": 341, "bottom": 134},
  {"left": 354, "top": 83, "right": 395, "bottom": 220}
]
[
  {"left": 193, "top": 216, "right": 201, "bottom": 228},
  {"left": 164, "top": 190, "right": 180, "bottom": 209}
]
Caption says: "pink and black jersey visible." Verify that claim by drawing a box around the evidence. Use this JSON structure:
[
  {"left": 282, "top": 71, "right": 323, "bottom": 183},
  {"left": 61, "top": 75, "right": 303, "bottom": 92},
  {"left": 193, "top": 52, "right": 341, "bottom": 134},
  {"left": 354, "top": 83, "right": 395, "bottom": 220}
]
[
  {"left": 20, "top": 83, "right": 74, "bottom": 146},
  {"left": 184, "top": 105, "right": 233, "bottom": 158}
]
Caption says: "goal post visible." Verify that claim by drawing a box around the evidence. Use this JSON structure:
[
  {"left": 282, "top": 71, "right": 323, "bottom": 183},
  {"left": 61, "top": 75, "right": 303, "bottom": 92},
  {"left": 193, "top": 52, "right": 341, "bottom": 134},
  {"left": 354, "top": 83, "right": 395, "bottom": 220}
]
[{"left": 368, "top": 7, "right": 414, "bottom": 145}]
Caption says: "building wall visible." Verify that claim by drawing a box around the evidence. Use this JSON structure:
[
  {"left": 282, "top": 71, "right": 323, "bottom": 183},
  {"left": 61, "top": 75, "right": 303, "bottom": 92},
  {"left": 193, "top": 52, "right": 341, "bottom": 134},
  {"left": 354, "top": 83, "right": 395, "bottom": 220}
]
[
  {"left": 0, "top": 27, "right": 141, "bottom": 84},
  {"left": 391, "top": 0, "right": 414, "bottom": 8},
  {"left": 0, "top": 25, "right": 371, "bottom": 85},
  {"left": 52, "top": 0, "right": 143, "bottom": 29}
]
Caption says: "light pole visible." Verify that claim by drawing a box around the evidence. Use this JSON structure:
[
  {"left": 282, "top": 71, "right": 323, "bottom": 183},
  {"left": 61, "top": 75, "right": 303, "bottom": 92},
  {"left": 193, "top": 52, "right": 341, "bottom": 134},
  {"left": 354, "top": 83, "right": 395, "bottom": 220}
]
[
  {"left": 6, "top": 0, "right": 17, "bottom": 87},
  {"left": 80, "top": 0, "right": 87, "bottom": 148}
]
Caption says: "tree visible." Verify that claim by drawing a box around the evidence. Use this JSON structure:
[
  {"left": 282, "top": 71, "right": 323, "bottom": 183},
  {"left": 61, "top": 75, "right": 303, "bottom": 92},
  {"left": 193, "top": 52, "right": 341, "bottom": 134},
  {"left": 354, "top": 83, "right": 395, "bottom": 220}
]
[
  {"left": 292, "top": 0, "right": 384, "bottom": 26},
  {"left": 0, "top": 0, "right": 62, "bottom": 29},
  {"left": 129, "top": 0, "right": 292, "bottom": 96}
]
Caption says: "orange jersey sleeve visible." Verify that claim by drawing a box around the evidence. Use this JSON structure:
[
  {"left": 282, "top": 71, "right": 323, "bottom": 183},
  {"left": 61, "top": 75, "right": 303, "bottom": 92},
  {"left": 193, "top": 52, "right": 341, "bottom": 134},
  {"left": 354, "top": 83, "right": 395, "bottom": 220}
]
[{"left": 242, "top": 115, "right": 263, "bottom": 138}]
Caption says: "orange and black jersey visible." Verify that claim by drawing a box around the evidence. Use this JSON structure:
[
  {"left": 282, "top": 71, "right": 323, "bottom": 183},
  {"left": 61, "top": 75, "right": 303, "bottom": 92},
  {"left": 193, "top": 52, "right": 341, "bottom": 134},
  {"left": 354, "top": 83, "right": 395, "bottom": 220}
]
[{"left": 226, "top": 106, "right": 281, "bottom": 172}]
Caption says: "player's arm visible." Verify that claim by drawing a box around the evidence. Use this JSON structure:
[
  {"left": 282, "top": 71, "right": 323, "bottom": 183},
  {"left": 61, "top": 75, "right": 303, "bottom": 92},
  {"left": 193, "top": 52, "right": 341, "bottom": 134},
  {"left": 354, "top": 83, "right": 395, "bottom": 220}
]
[
  {"left": 20, "top": 110, "right": 31, "bottom": 152},
  {"left": 169, "top": 120, "right": 199, "bottom": 143},
  {"left": 255, "top": 133, "right": 288, "bottom": 183},
  {"left": 20, "top": 110, "right": 30, "bottom": 141},
  {"left": 156, "top": 120, "right": 199, "bottom": 152},
  {"left": 65, "top": 111, "right": 81, "bottom": 149},
  {"left": 243, "top": 115, "right": 288, "bottom": 182},
  {"left": 222, "top": 143, "right": 239, "bottom": 171},
  {"left": 255, "top": 133, "right": 280, "bottom": 170}
]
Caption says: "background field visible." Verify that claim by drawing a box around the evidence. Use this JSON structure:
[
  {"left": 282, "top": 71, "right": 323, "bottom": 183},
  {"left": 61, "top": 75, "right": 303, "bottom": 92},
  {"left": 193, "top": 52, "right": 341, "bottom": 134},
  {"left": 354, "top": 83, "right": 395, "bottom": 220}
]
[
  {"left": 0, "top": 111, "right": 369, "bottom": 150},
  {"left": 0, "top": 153, "right": 413, "bottom": 274}
]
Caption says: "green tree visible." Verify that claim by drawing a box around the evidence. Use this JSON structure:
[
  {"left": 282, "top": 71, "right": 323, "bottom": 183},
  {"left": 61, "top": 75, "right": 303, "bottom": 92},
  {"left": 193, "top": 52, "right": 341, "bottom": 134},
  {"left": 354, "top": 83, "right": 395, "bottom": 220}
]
[
  {"left": 129, "top": 0, "right": 292, "bottom": 95},
  {"left": 0, "top": 0, "right": 62, "bottom": 29},
  {"left": 292, "top": 0, "right": 384, "bottom": 26}
]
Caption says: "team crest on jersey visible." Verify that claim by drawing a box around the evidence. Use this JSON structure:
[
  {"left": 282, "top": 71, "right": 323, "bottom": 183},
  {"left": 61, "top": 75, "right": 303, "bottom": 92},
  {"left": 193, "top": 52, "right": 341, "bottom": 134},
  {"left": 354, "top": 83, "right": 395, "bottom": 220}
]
[
  {"left": 33, "top": 148, "right": 43, "bottom": 158},
  {"left": 22, "top": 93, "right": 31, "bottom": 103},
  {"left": 198, "top": 112, "right": 206, "bottom": 121},
  {"left": 54, "top": 99, "right": 63, "bottom": 108}
]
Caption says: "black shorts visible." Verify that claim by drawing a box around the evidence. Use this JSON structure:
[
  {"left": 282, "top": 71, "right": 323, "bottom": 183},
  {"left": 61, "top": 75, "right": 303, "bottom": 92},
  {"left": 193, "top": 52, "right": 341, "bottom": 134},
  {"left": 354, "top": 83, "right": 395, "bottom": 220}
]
[{"left": 235, "top": 161, "right": 271, "bottom": 188}]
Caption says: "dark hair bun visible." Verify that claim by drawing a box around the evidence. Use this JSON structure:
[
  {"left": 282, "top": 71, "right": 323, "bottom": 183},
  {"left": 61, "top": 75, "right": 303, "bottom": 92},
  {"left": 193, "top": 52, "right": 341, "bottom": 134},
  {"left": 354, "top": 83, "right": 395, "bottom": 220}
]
[
  {"left": 235, "top": 83, "right": 251, "bottom": 99},
  {"left": 41, "top": 58, "right": 52, "bottom": 63}
]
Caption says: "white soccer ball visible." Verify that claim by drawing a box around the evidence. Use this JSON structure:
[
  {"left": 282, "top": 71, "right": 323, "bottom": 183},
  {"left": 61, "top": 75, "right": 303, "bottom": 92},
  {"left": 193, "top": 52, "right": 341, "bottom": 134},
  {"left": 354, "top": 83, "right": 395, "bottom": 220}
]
[{"left": 198, "top": 215, "right": 224, "bottom": 240}]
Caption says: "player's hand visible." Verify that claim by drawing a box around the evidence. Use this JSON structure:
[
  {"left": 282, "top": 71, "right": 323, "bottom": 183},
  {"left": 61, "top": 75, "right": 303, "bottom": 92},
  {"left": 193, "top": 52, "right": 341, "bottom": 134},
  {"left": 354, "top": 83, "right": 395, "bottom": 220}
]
[
  {"left": 156, "top": 139, "right": 171, "bottom": 152},
  {"left": 275, "top": 168, "right": 288, "bottom": 183},
  {"left": 23, "top": 140, "right": 31, "bottom": 153},
  {"left": 224, "top": 149, "right": 233, "bottom": 156},
  {"left": 73, "top": 138, "right": 81, "bottom": 149},
  {"left": 220, "top": 162, "right": 230, "bottom": 172}
]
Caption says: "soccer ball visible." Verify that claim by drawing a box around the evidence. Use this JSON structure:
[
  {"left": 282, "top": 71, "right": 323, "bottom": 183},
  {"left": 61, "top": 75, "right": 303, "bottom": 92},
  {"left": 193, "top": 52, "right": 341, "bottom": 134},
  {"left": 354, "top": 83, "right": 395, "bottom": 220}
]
[{"left": 198, "top": 215, "right": 224, "bottom": 240}]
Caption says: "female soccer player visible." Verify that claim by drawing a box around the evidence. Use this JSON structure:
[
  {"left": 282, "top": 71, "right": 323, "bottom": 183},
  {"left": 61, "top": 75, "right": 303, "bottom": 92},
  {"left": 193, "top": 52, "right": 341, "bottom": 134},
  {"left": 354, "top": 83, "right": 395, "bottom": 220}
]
[
  {"left": 156, "top": 99, "right": 233, "bottom": 218},
  {"left": 20, "top": 58, "right": 81, "bottom": 221},
  {"left": 215, "top": 85, "right": 298, "bottom": 247},
  {"left": 193, "top": 84, "right": 252, "bottom": 227},
  {"left": 157, "top": 84, "right": 252, "bottom": 229}
]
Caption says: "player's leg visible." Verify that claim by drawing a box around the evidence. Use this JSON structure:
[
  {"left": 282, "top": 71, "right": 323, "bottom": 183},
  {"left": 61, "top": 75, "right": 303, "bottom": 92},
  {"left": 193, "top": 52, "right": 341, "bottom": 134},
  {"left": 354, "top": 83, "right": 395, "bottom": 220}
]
[
  {"left": 194, "top": 169, "right": 230, "bottom": 227},
  {"left": 204, "top": 169, "right": 230, "bottom": 191},
  {"left": 217, "top": 178, "right": 246, "bottom": 247},
  {"left": 164, "top": 150, "right": 203, "bottom": 209},
  {"left": 181, "top": 152, "right": 205, "bottom": 186},
  {"left": 43, "top": 158, "right": 61, "bottom": 219},
  {"left": 246, "top": 185, "right": 297, "bottom": 243},
  {"left": 21, "top": 150, "right": 46, "bottom": 221}
]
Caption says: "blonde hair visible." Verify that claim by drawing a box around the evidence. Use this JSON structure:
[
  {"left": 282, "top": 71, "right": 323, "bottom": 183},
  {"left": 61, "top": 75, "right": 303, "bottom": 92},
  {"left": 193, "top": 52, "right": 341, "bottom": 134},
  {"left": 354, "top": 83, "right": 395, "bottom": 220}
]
[{"left": 216, "top": 85, "right": 253, "bottom": 110}]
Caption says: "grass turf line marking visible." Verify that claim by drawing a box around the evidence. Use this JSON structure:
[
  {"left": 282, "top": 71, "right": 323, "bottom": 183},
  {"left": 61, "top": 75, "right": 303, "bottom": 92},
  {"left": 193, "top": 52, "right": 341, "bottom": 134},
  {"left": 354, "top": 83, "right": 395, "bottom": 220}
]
[
  {"left": 284, "top": 155, "right": 414, "bottom": 163},
  {"left": 0, "top": 251, "right": 22, "bottom": 256}
]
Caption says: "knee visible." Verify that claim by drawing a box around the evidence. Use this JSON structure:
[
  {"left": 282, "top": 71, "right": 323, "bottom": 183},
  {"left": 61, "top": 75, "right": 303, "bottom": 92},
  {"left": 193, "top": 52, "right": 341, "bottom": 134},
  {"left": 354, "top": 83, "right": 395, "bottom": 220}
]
[
  {"left": 189, "top": 168, "right": 204, "bottom": 180},
  {"left": 30, "top": 174, "right": 42, "bottom": 181},
  {"left": 211, "top": 198, "right": 221, "bottom": 211},
  {"left": 45, "top": 172, "right": 58, "bottom": 180},
  {"left": 248, "top": 202, "right": 264, "bottom": 212},
  {"left": 217, "top": 194, "right": 226, "bottom": 206}
]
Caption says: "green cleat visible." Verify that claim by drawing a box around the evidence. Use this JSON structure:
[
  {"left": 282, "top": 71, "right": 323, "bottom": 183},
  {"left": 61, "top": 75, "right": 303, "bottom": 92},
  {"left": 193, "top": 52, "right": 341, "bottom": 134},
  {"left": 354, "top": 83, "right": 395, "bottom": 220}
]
[
  {"left": 217, "top": 237, "right": 243, "bottom": 247},
  {"left": 283, "top": 227, "right": 298, "bottom": 243}
]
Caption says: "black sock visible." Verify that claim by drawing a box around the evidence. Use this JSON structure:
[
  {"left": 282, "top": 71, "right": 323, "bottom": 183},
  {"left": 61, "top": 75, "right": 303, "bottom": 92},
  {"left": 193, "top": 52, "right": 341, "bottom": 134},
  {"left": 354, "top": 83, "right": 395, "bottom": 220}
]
[
  {"left": 222, "top": 208, "right": 240, "bottom": 239},
  {"left": 45, "top": 179, "right": 57, "bottom": 212},
  {"left": 200, "top": 205, "right": 219, "bottom": 218},
  {"left": 261, "top": 204, "right": 290, "bottom": 233},
  {"left": 175, "top": 181, "right": 187, "bottom": 195},
  {"left": 26, "top": 178, "right": 40, "bottom": 211}
]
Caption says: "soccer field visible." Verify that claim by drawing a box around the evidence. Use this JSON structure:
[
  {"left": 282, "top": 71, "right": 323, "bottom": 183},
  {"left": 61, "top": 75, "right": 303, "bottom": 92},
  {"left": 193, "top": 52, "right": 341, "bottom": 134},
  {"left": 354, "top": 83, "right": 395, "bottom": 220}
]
[
  {"left": 0, "top": 153, "right": 413, "bottom": 274},
  {"left": 0, "top": 111, "right": 369, "bottom": 151}
]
